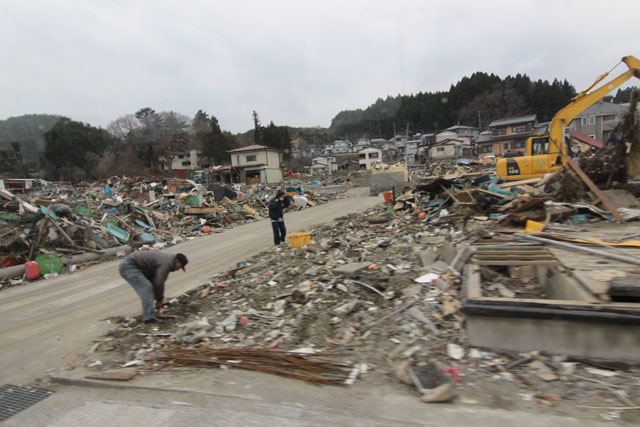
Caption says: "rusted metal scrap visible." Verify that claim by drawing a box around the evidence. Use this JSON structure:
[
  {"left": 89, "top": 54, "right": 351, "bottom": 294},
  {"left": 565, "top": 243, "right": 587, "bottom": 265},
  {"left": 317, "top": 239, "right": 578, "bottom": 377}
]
[{"left": 148, "top": 347, "right": 353, "bottom": 385}]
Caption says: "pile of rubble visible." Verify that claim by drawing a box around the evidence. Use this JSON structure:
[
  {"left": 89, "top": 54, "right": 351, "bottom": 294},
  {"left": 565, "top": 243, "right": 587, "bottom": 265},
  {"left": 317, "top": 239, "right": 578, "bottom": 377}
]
[
  {"left": 0, "top": 176, "right": 349, "bottom": 286},
  {"left": 84, "top": 166, "right": 640, "bottom": 421}
]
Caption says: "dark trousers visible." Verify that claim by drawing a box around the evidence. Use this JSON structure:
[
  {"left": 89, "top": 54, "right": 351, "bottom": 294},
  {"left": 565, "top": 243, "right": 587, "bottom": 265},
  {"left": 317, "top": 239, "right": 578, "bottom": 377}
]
[{"left": 271, "top": 220, "right": 286, "bottom": 245}]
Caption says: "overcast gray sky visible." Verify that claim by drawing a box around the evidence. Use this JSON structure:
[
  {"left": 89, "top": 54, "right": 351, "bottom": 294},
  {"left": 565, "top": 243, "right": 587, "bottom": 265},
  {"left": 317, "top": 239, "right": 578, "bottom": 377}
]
[{"left": 1, "top": 0, "right": 639, "bottom": 133}]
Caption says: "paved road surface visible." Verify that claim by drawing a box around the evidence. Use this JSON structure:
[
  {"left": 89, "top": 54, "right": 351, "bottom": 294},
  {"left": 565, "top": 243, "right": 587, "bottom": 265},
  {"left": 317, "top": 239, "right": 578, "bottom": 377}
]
[{"left": 0, "top": 187, "right": 381, "bottom": 385}]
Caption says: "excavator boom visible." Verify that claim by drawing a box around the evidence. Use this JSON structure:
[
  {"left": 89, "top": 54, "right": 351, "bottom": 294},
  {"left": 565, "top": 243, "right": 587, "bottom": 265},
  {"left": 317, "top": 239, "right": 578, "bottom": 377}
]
[{"left": 497, "top": 55, "right": 640, "bottom": 181}]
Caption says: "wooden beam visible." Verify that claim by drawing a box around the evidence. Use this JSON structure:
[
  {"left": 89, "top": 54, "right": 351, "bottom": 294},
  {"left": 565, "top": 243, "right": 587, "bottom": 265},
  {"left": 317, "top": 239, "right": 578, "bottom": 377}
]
[
  {"left": 564, "top": 157, "right": 625, "bottom": 221},
  {"left": 48, "top": 216, "right": 78, "bottom": 249},
  {"left": 472, "top": 260, "right": 559, "bottom": 266}
]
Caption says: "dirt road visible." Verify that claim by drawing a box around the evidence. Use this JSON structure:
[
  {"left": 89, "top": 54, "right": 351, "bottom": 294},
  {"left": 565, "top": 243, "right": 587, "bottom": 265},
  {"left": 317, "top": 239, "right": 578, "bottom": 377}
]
[{"left": 0, "top": 187, "right": 382, "bottom": 385}]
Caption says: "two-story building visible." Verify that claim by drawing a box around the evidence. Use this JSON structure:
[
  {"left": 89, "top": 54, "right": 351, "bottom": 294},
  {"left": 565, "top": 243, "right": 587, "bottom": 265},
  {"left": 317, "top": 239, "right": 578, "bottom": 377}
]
[
  {"left": 208, "top": 145, "right": 282, "bottom": 185},
  {"left": 476, "top": 115, "right": 537, "bottom": 159},
  {"left": 159, "top": 149, "right": 204, "bottom": 179},
  {"left": 332, "top": 140, "right": 352, "bottom": 154},
  {"left": 358, "top": 148, "right": 382, "bottom": 170},
  {"left": 568, "top": 100, "right": 628, "bottom": 143}
]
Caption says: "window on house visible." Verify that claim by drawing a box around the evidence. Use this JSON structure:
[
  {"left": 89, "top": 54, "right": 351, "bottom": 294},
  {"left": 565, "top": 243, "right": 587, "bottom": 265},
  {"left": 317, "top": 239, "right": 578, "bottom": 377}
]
[
  {"left": 369, "top": 152, "right": 379, "bottom": 158},
  {"left": 480, "top": 145, "right": 492, "bottom": 153},
  {"left": 236, "top": 155, "right": 240, "bottom": 164},
  {"left": 503, "top": 143, "right": 509, "bottom": 149},
  {"left": 437, "top": 147, "right": 445, "bottom": 152},
  {"left": 494, "top": 128, "right": 506, "bottom": 135},
  {"left": 603, "top": 114, "right": 616, "bottom": 121},
  {"left": 588, "top": 116, "right": 595, "bottom": 125},
  {"left": 182, "top": 161, "right": 191, "bottom": 166},
  {"left": 359, "top": 154, "right": 366, "bottom": 159},
  {"left": 512, "top": 125, "right": 527, "bottom": 133},
  {"left": 245, "top": 155, "right": 257, "bottom": 162},
  {"left": 581, "top": 117, "right": 588, "bottom": 126},
  {"left": 511, "top": 141, "right": 525, "bottom": 149}
]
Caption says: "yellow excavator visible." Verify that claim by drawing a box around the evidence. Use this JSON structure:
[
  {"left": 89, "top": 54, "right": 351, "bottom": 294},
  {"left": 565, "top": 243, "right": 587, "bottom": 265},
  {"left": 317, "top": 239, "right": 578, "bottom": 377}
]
[{"left": 496, "top": 55, "right": 640, "bottom": 181}]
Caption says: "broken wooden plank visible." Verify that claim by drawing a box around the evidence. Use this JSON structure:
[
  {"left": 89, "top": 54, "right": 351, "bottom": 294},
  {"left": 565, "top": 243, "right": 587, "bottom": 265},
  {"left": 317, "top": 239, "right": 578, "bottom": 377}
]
[
  {"left": 473, "top": 259, "right": 559, "bottom": 266},
  {"left": 185, "top": 207, "right": 225, "bottom": 214},
  {"left": 85, "top": 369, "right": 138, "bottom": 381}
]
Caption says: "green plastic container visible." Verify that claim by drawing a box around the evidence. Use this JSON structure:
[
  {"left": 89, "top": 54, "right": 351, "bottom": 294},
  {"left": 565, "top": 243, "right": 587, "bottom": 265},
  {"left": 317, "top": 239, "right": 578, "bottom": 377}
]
[
  {"left": 185, "top": 195, "right": 200, "bottom": 207},
  {"left": 35, "top": 253, "right": 63, "bottom": 275},
  {"left": 0, "top": 212, "right": 21, "bottom": 222},
  {"left": 75, "top": 205, "right": 93, "bottom": 217}
]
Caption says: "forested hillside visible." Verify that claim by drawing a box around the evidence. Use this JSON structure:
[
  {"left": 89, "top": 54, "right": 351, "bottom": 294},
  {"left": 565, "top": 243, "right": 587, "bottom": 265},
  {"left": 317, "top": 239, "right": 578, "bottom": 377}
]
[{"left": 330, "top": 73, "right": 578, "bottom": 138}]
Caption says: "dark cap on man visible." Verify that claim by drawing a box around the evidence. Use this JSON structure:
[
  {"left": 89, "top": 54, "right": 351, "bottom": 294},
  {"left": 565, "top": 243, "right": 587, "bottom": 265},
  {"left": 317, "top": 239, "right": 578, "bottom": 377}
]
[{"left": 176, "top": 253, "right": 188, "bottom": 271}]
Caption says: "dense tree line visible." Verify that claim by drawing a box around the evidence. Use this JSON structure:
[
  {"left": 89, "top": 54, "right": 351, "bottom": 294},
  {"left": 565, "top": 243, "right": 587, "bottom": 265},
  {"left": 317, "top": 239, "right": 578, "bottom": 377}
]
[
  {"left": 0, "top": 108, "right": 239, "bottom": 182},
  {"left": 330, "top": 72, "right": 577, "bottom": 138},
  {"left": 251, "top": 111, "right": 292, "bottom": 158},
  {"left": 603, "top": 86, "right": 639, "bottom": 103}
]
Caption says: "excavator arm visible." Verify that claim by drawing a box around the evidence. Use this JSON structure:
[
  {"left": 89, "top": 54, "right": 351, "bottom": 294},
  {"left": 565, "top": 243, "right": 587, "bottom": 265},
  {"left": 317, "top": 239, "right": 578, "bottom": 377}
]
[{"left": 548, "top": 55, "right": 640, "bottom": 154}]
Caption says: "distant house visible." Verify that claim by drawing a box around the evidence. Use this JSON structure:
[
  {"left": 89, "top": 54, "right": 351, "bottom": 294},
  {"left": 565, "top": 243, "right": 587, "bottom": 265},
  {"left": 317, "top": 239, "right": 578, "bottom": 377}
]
[
  {"left": 571, "top": 130, "right": 605, "bottom": 152},
  {"left": 568, "top": 100, "right": 628, "bottom": 143},
  {"left": 332, "top": 140, "right": 352, "bottom": 154},
  {"left": 309, "top": 156, "right": 338, "bottom": 175},
  {"left": 358, "top": 148, "right": 382, "bottom": 170},
  {"left": 445, "top": 125, "right": 480, "bottom": 141},
  {"left": 207, "top": 145, "right": 282, "bottom": 185},
  {"left": 159, "top": 149, "right": 203, "bottom": 179},
  {"left": 428, "top": 139, "right": 473, "bottom": 160},
  {"left": 477, "top": 115, "right": 537, "bottom": 158},
  {"left": 389, "top": 135, "right": 408, "bottom": 145},
  {"left": 397, "top": 140, "right": 420, "bottom": 162},
  {"left": 353, "top": 138, "right": 371, "bottom": 151},
  {"left": 370, "top": 138, "right": 387, "bottom": 148}
]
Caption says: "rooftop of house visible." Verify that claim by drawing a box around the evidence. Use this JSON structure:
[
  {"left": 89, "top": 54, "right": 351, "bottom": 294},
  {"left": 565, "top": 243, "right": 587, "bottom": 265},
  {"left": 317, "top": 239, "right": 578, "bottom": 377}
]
[
  {"left": 575, "top": 100, "right": 628, "bottom": 117},
  {"left": 227, "top": 144, "right": 279, "bottom": 153},
  {"left": 445, "top": 125, "right": 479, "bottom": 132},
  {"left": 572, "top": 130, "right": 605, "bottom": 148},
  {"left": 488, "top": 114, "right": 537, "bottom": 128}
]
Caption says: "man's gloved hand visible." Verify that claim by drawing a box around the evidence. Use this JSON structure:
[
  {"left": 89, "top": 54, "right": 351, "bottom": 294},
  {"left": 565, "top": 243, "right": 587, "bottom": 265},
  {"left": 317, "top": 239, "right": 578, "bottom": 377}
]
[{"left": 155, "top": 299, "right": 164, "bottom": 310}]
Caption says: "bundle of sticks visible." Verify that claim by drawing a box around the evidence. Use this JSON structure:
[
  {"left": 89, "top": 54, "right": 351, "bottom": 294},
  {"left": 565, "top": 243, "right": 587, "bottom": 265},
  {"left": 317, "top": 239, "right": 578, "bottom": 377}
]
[{"left": 149, "top": 346, "right": 353, "bottom": 385}]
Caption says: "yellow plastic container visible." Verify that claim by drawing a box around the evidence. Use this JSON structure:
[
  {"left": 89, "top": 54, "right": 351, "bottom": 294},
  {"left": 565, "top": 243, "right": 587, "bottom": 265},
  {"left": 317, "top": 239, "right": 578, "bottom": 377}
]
[{"left": 288, "top": 232, "right": 311, "bottom": 247}]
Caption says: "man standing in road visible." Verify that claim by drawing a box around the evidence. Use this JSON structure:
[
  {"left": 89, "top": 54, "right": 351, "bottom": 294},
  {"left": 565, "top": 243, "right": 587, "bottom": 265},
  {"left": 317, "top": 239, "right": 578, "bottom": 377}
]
[
  {"left": 268, "top": 190, "right": 291, "bottom": 246},
  {"left": 119, "top": 251, "right": 188, "bottom": 324}
]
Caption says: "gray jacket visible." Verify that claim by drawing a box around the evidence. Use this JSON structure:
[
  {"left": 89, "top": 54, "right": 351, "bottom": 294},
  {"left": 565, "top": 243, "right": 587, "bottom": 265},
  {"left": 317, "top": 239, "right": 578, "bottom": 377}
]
[{"left": 126, "top": 251, "right": 177, "bottom": 300}]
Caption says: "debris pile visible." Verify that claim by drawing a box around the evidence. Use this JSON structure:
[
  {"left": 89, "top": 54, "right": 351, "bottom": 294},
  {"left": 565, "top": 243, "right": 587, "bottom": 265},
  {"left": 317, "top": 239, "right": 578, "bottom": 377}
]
[
  {"left": 0, "top": 176, "right": 348, "bottom": 285},
  {"left": 85, "top": 175, "right": 640, "bottom": 420}
]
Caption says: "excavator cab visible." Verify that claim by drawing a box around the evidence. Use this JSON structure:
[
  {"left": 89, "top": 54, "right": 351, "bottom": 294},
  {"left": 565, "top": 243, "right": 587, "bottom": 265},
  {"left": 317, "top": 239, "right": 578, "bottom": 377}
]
[{"left": 531, "top": 137, "right": 549, "bottom": 156}]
